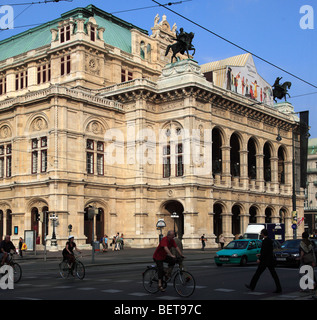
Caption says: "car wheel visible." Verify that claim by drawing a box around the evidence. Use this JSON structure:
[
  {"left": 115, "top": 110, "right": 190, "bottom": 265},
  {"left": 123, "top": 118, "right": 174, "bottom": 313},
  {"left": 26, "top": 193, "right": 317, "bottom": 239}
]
[
  {"left": 240, "top": 256, "right": 247, "bottom": 266},
  {"left": 216, "top": 263, "right": 223, "bottom": 267}
]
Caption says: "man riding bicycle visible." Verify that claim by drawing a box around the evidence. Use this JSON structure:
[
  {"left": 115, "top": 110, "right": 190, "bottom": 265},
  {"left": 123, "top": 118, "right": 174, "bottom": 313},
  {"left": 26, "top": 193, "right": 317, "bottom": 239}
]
[
  {"left": 62, "top": 236, "right": 81, "bottom": 272},
  {"left": 0, "top": 235, "right": 16, "bottom": 266},
  {"left": 153, "top": 230, "right": 184, "bottom": 292}
]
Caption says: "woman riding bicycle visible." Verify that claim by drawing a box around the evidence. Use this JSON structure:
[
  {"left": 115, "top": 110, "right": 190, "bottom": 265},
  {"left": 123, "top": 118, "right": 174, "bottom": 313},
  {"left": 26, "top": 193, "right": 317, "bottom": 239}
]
[
  {"left": 153, "top": 230, "right": 184, "bottom": 292},
  {"left": 62, "top": 236, "right": 81, "bottom": 270}
]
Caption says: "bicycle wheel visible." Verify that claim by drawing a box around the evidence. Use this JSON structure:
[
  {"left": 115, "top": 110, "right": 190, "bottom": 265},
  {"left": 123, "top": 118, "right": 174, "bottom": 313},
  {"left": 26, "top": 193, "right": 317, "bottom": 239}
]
[
  {"left": 59, "top": 260, "right": 69, "bottom": 279},
  {"left": 11, "top": 263, "right": 22, "bottom": 283},
  {"left": 173, "top": 270, "right": 195, "bottom": 297},
  {"left": 143, "top": 267, "right": 159, "bottom": 294},
  {"left": 75, "top": 261, "right": 85, "bottom": 280}
]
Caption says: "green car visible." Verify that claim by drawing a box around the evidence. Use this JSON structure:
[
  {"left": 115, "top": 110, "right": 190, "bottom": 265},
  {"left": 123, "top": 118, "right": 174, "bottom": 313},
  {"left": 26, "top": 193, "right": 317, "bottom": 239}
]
[{"left": 214, "top": 239, "right": 261, "bottom": 266}]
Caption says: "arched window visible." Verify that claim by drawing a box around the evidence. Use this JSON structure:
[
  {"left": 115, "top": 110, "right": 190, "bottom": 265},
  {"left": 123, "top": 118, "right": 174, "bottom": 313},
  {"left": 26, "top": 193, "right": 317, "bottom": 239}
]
[
  {"left": 263, "top": 142, "right": 271, "bottom": 182},
  {"left": 147, "top": 43, "right": 151, "bottom": 61},
  {"left": 230, "top": 134, "right": 240, "bottom": 177},
  {"left": 248, "top": 138, "right": 257, "bottom": 179},
  {"left": 140, "top": 41, "right": 145, "bottom": 59},
  {"left": 212, "top": 128, "right": 222, "bottom": 175},
  {"left": 278, "top": 146, "right": 286, "bottom": 184}
]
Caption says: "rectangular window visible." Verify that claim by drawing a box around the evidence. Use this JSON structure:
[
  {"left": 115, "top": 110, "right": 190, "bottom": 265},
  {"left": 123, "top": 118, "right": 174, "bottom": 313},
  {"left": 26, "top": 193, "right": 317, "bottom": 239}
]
[
  {"left": 66, "top": 25, "right": 70, "bottom": 41},
  {"left": 176, "top": 143, "right": 184, "bottom": 177},
  {"left": 90, "top": 27, "right": 95, "bottom": 41},
  {"left": 60, "top": 27, "right": 65, "bottom": 43},
  {"left": 37, "top": 67, "right": 41, "bottom": 84},
  {"left": 6, "top": 156, "right": 11, "bottom": 177},
  {"left": 41, "top": 150, "right": 47, "bottom": 172},
  {"left": 163, "top": 145, "right": 171, "bottom": 178},
  {"left": 41, "top": 137, "right": 47, "bottom": 148},
  {"left": 0, "top": 144, "right": 11, "bottom": 178},
  {"left": 31, "top": 137, "right": 47, "bottom": 174},
  {"left": 121, "top": 69, "right": 126, "bottom": 83},
  {"left": 97, "top": 141, "right": 104, "bottom": 152},
  {"left": 128, "top": 71, "right": 133, "bottom": 81},
  {"left": 61, "top": 55, "right": 71, "bottom": 76},
  {"left": 32, "top": 151, "right": 38, "bottom": 174},
  {"left": 0, "top": 77, "right": 6, "bottom": 95},
  {"left": 86, "top": 152, "right": 94, "bottom": 174},
  {"left": 97, "top": 154, "right": 104, "bottom": 175},
  {"left": 87, "top": 139, "right": 94, "bottom": 150},
  {"left": 60, "top": 25, "right": 71, "bottom": 43},
  {"left": 32, "top": 139, "right": 38, "bottom": 149},
  {"left": 15, "top": 71, "right": 28, "bottom": 91},
  {"left": 0, "top": 158, "right": 4, "bottom": 178}
]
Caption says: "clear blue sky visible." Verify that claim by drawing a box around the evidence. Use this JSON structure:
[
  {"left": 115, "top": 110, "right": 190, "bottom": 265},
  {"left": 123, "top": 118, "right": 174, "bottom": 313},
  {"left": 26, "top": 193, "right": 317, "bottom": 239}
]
[{"left": 1, "top": 0, "right": 316, "bottom": 137}]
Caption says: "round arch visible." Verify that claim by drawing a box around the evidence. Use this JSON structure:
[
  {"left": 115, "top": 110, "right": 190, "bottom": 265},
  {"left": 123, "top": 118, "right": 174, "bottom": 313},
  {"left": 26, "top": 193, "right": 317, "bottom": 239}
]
[{"left": 159, "top": 200, "right": 185, "bottom": 239}]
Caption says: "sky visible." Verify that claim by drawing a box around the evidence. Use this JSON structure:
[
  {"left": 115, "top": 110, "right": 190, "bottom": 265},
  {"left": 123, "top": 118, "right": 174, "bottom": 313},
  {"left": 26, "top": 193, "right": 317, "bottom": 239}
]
[{"left": 0, "top": 0, "right": 316, "bottom": 138}]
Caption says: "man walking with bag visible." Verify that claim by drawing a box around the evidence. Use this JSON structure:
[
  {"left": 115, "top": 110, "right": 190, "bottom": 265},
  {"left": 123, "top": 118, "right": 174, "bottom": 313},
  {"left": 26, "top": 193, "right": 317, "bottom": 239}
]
[{"left": 245, "top": 229, "right": 282, "bottom": 293}]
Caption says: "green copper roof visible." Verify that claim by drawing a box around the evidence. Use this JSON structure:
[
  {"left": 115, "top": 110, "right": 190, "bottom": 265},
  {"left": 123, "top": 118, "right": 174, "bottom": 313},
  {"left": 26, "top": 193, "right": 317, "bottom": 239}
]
[
  {"left": 0, "top": 4, "right": 148, "bottom": 62},
  {"left": 308, "top": 138, "right": 317, "bottom": 155}
]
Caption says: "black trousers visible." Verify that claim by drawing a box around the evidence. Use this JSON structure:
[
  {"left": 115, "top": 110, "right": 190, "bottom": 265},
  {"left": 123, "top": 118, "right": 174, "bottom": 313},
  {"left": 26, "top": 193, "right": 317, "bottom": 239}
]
[
  {"left": 250, "top": 263, "right": 282, "bottom": 291},
  {"left": 154, "top": 256, "right": 176, "bottom": 280}
]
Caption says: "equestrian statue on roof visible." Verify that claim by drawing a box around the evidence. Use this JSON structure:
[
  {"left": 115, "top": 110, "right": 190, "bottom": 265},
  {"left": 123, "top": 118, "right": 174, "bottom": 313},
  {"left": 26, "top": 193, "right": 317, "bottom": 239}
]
[
  {"left": 272, "top": 77, "right": 292, "bottom": 103},
  {"left": 165, "top": 27, "right": 196, "bottom": 63}
]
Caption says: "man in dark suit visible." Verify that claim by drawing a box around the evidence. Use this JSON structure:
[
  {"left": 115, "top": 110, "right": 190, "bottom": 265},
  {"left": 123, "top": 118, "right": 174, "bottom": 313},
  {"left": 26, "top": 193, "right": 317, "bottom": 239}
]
[{"left": 245, "top": 229, "right": 282, "bottom": 293}]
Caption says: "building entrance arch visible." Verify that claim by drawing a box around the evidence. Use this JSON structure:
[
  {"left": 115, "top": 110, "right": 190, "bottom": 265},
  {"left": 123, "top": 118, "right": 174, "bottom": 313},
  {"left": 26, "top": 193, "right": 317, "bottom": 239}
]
[
  {"left": 160, "top": 200, "right": 184, "bottom": 239},
  {"left": 84, "top": 206, "right": 105, "bottom": 244}
]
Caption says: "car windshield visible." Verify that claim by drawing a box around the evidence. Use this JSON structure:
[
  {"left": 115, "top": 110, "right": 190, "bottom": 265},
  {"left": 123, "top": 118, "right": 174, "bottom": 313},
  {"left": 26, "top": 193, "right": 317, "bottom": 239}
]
[
  {"left": 225, "top": 241, "right": 248, "bottom": 249},
  {"left": 281, "top": 240, "right": 301, "bottom": 249}
]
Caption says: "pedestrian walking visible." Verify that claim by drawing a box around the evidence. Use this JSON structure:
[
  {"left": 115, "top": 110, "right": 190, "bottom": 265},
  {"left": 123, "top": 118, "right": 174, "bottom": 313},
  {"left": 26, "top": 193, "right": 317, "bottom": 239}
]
[
  {"left": 111, "top": 235, "right": 116, "bottom": 251},
  {"left": 219, "top": 234, "right": 225, "bottom": 249},
  {"left": 245, "top": 228, "right": 282, "bottom": 293},
  {"left": 200, "top": 234, "right": 206, "bottom": 251},
  {"left": 115, "top": 232, "right": 121, "bottom": 251},
  {"left": 119, "top": 233, "right": 124, "bottom": 250},
  {"left": 102, "top": 234, "right": 108, "bottom": 252},
  {"left": 18, "top": 237, "right": 23, "bottom": 257}
]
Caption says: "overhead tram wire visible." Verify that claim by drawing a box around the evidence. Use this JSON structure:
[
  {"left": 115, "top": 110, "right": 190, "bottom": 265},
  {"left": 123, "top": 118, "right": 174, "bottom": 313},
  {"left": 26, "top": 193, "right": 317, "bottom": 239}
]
[
  {"left": 151, "top": 0, "right": 317, "bottom": 91},
  {"left": 0, "top": 0, "right": 190, "bottom": 31},
  {"left": 5, "top": 0, "right": 73, "bottom": 5}
]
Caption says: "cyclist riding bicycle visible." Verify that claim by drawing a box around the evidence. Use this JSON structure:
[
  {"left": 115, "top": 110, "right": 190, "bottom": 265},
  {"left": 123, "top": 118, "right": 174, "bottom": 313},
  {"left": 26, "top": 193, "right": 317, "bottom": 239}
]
[
  {"left": 62, "top": 236, "right": 81, "bottom": 271},
  {"left": 153, "top": 230, "right": 184, "bottom": 292},
  {"left": 0, "top": 235, "right": 16, "bottom": 266}
]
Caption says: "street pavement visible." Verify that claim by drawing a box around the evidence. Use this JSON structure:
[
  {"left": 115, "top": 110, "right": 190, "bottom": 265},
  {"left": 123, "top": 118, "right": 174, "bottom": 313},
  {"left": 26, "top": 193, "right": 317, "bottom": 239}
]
[{"left": 11, "top": 247, "right": 316, "bottom": 300}]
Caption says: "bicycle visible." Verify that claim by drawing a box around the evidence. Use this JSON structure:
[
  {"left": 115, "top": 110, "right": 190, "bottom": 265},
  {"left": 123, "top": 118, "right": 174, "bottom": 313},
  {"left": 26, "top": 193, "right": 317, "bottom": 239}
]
[
  {"left": 142, "top": 260, "right": 196, "bottom": 297},
  {"left": 0, "top": 252, "right": 22, "bottom": 283},
  {"left": 59, "top": 255, "right": 85, "bottom": 280}
]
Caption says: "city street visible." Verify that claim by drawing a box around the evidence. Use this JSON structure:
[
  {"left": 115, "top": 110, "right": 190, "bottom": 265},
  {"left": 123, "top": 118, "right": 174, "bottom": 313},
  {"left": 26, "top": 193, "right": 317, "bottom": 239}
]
[{"left": 0, "top": 248, "right": 313, "bottom": 301}]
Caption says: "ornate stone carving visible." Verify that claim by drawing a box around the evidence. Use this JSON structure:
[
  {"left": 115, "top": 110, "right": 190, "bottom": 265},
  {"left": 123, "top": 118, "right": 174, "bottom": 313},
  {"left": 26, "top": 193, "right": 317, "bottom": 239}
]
[
  {"left": 31, "top": 117, "right": 48, "bottom": 132},
  {"left": 0, "top": 125, "right": 12, "bottom": 139}
]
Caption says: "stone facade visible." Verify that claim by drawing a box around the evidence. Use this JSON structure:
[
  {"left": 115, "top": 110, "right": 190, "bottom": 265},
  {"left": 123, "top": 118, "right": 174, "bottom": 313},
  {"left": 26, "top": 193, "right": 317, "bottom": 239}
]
[
  {"left": 0, "top": 5, "right": 305, "bottom": 249},
  {"left": 304, "top": 138, "right": 317, "bottom": 234}
]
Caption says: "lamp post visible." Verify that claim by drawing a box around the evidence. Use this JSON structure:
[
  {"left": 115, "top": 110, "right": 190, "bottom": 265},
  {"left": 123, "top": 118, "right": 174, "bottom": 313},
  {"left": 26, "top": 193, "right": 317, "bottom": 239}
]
[
  {"left": 88, "top": 206, "right": 98, "bottom": 263},
  {"left": 49, "top": 213, "right": 58, "bottom": 252},
  {"left": 171, "top": 212, "right": 179, "bottom": 234}
]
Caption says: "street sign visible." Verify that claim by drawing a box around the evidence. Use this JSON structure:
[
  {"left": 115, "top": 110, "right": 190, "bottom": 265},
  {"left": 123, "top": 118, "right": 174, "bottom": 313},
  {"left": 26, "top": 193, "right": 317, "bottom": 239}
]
[{"left": 156, "top": 219, "right": 166, "bottom": 228}]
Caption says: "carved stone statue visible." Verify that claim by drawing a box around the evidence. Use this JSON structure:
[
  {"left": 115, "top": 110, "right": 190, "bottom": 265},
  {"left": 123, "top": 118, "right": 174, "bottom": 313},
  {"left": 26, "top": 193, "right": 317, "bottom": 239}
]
[
  {"left": 272, "top": 77, "right": 291, "bottom": 103},
  {"left": 165, "top": 27, "right": 195, "bottom": 63}
]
